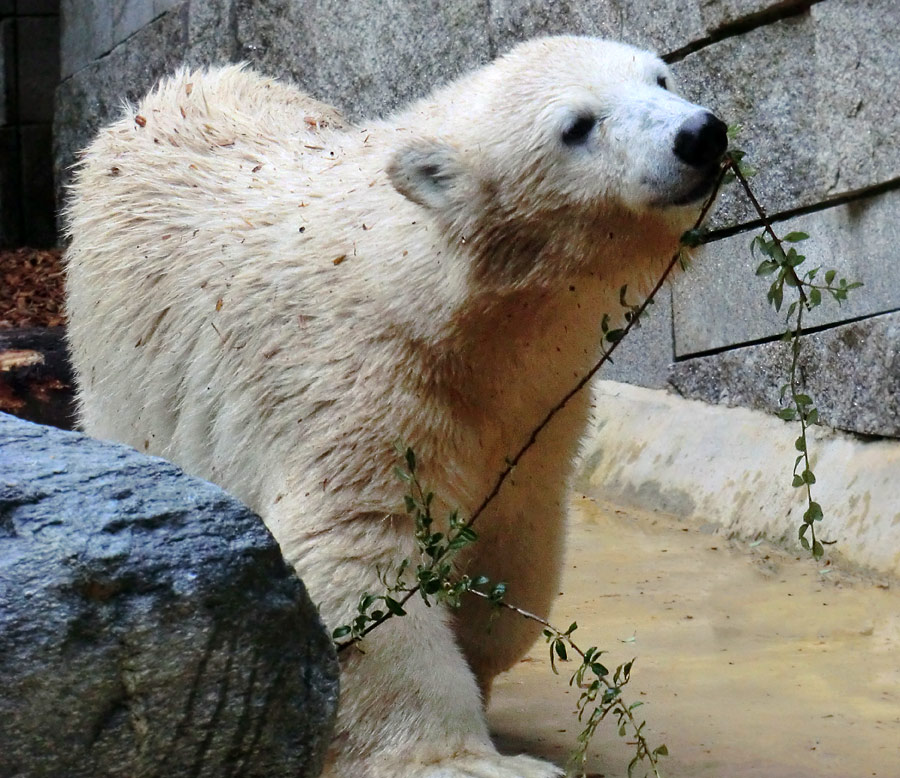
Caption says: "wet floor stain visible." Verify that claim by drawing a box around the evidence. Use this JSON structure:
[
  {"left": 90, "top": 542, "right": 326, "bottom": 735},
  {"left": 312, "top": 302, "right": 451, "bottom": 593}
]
[{"left": 489, "top": 495, "right": 900, "bottom": 777}]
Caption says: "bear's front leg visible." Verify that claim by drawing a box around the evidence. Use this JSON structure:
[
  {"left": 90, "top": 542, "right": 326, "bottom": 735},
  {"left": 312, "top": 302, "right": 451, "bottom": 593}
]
[{"left": 289, "top": 518, "right": 562, "bottom": 778}]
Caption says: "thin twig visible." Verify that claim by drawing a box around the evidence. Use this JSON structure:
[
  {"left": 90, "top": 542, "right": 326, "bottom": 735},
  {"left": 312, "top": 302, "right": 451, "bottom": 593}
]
[
  {"left": 469, "top": 588, "right": 557, "bottom": 633},
  {"left": 458, "top": 166, "right": 727, "bottom": 536}
]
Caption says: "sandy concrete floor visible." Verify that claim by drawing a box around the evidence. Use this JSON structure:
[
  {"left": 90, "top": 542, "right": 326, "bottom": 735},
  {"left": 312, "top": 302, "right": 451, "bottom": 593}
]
[{"left": 488, "top": 495, "right": 900, "bottom": 778}]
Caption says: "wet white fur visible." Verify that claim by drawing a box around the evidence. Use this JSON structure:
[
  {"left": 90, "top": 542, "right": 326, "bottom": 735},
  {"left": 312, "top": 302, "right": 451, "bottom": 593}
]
[{"left": 65, "top": 36, "right": 714, "bottom": 777}]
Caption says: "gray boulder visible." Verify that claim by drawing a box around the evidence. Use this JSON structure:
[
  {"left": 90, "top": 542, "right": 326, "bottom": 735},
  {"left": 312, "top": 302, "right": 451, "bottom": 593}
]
[{"left": 0, "top": 412, "right": 339, "bottom": 778}]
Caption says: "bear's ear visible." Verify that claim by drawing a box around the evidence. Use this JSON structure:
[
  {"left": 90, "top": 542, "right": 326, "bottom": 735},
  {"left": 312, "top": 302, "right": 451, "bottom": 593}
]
[{"left": 387, "top": 141, "right": 467, "bottom": 212}]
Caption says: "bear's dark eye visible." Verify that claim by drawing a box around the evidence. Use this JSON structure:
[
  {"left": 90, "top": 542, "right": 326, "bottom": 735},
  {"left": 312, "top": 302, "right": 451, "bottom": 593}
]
[
  {"left": 657, "top": 76, "right": 668, "bottom": 90},
  {"left": 562, "top": 114, "right": 596, "bottom": 146}
]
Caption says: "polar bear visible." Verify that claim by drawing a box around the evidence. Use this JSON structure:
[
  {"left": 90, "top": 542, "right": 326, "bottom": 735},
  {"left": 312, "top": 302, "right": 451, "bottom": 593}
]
[{"left": 65, "top": 36, "right": 726, "bottom": 777}]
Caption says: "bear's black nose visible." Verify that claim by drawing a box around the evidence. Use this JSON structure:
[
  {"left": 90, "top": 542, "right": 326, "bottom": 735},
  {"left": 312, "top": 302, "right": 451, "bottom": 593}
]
[{"left": 673, "top": 112, "right": 728, "bottom": 168}]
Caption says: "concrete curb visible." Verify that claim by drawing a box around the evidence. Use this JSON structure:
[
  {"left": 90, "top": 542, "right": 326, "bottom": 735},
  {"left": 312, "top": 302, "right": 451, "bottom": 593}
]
[{"left": 578, "top": 380, "right": 900, "bottom": 578}]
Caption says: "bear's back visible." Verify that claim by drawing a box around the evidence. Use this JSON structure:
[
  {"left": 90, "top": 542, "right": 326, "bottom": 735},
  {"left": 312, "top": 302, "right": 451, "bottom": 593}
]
[
  {"left": 62, "top": 68, "right": 369, "bottom": 479},
  {"left": 66, "top": 66, "right": 352, "bottom": 228}
]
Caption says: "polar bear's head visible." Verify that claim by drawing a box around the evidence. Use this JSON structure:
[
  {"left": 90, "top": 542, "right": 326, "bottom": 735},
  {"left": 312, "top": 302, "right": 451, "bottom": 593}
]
[{"left": 387, "top": 36, "right": 726, "bottom": 249}]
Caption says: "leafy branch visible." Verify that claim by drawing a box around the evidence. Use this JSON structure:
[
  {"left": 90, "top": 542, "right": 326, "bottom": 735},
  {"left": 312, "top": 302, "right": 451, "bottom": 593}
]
[
  {"left": 468, "top": 590, "right": 666, "bottom": 778},
  {"left": 336, "top": 448, "right": 666, "bottom": 777},
  {"left": 729, "top": 159, "right": 862, "bottom": 558},
  {"left": 332, "top": 447, "right": 502, "bottom": 646}
]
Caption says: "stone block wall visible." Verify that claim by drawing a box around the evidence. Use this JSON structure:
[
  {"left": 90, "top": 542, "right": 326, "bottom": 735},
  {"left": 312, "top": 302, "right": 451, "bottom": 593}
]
[
  {"left": 53, "top": 0, "right": 900, "bottom": 437},
  {"left": 0, "top": 0, "right": 59, "bottom": 247}
]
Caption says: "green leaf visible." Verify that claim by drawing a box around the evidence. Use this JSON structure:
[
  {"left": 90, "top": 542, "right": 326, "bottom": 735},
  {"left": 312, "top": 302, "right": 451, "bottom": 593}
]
[
  {"left": 654, "top": 744, "right": 669, "bottom": 757},
  {"left": 680, "top": 228, "right": 705, "bottom": 248},
  {"left": 812, "top": 541, "right": 825, "bottom": 560},
  {"left": 384, "top": 597, "right": 407, "bottom": 616},
  {"left": 591, "top": 662, "right": 609, "bottom": 677},
  {"left": 405, "top": 447, "right": 416, "bottom": 473},
  {"left": 448, "top": 534, "right": 471, "bottom": 551},
  {"left": 458, "top": 526, "right": 478, "bottom": 543},
  {"left": 795, "top": 436, "right": 806, "bottom": 452},
  {"left": 770, "top": 283, "right": 784, "bottom": 311},
  {"left": 804, "top": 501, "right": 824, "bottom": 523},
  {"left": 777, "top": 408, "right": 797, "bottom": 421},
  {"left": 783, "top": 231, "right": 810, "bottom": 243},
  {"left": 792, "top": 474, "right": 805, "bottom": 488},
  {"left": 785, "top": 248, "right": 805, "bottom": 268},
  {"left": 809, "top": 287, "right": 822, "bottom": 307},
  {"left": 800, "top": 535, "right": 811, "bottom": 551},
  {"left": 754, "top": 237, "right": 775, "bottom": 258},
  {"left": 802, "top": 469, "right": 817, "bottom": 485},
  {"left": 756, "top": 260, "right": 779, "bottom": 276},
  {"left": 825, "top": 269, "right": 836, "bottom": 284},
  {"left": 606, "top": 329, "right": 626, "bottom": 343},
  {"left": 555, "top": 640, "right": 568, "bottom": 661},
  {"left": 332, "top": 625, "right": 351, "bottom": 639}
]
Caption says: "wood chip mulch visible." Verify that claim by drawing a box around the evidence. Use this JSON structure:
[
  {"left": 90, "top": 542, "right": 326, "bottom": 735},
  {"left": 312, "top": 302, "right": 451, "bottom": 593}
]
[
  {"left": 0, "top": 247, "right": 75, "bottom": 428},
  {"left": 0, "top": 247, "right": 66, "bottom": 329}
]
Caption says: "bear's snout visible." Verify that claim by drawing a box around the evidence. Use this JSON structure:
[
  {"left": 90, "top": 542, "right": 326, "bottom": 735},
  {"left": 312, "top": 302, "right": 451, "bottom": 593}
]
[{"left": 672, "top": 111, "right": 728, "bottom": 169}]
